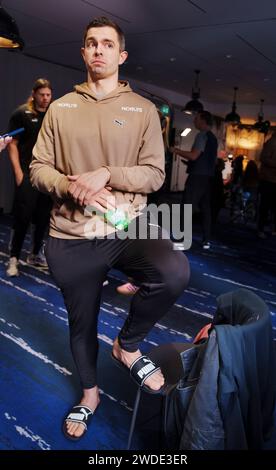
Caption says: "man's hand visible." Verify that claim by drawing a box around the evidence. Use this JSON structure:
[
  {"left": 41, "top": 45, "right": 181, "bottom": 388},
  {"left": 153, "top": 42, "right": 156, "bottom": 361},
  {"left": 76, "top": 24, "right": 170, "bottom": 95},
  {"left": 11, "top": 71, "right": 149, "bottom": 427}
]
[
  {"left": 170, "top": 146, "right": 185, "bottom": 156},
  {"left": 169, "top": 146, "right": 200, "bottom": 161},
  {"left": 67, "top": 167, "right": 110, "bottom": 206},
  {"left": 85, "top": 187, "right": 116, "bottom": 214},
  {"left": 0, "top": 136, "right": 12, "bottom": 153}
]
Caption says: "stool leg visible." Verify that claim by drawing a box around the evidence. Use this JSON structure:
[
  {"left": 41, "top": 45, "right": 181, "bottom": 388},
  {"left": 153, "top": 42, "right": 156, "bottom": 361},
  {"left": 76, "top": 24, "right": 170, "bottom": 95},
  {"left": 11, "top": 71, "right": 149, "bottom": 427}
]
[
  {"left": 127, "top": 388, "right": 141, "bottom": 450},
  {"left": 160, "top": 394, "right": 169, "bottom": 448}
]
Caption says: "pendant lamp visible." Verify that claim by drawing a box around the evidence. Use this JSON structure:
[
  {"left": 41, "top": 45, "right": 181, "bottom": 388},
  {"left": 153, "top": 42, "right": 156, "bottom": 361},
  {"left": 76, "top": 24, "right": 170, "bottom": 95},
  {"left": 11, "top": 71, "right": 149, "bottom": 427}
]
[
  {"left": 182, "top": 70, "right": 204, "bottom": 114},
  {"left": 225, "top": 86, "right": 240, "bottom": 124},
  {"left": 0, "top": 6, "right": 24, "bottom": 50}
]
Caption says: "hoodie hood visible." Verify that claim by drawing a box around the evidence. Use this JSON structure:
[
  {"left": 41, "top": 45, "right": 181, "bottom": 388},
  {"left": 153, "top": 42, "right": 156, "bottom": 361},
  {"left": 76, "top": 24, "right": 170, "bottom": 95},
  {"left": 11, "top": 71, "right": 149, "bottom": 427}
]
[{"left": 74, "top": 80, "right": 132, "bottom": 103}]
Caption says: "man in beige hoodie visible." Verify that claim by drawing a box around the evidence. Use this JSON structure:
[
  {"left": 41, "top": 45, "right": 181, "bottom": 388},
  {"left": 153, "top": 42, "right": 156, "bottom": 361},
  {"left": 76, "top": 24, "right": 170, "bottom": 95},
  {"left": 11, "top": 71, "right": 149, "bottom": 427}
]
[{"left": 30, "top": 16, "right": 190, "bottom": 441}]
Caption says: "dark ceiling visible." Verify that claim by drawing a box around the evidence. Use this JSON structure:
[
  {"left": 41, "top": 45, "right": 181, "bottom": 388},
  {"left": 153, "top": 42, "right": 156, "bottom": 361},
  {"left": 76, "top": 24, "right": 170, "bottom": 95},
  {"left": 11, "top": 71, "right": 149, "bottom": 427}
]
[{"left": 3, "top": 0, "right": 276, "bottom": 107}]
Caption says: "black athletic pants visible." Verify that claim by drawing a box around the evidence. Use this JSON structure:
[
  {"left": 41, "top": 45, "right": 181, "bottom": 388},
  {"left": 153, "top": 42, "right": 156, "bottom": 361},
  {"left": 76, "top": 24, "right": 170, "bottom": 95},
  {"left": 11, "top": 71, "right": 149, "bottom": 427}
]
[
  {"left": 182, "top": 174, "right": 213, "bottom": 242},
  {"left": 10, "top": 174, "right": 52, "bottom": 258},
  {"left": 45, "top": 231, "right": 190, "bottom": 388}
]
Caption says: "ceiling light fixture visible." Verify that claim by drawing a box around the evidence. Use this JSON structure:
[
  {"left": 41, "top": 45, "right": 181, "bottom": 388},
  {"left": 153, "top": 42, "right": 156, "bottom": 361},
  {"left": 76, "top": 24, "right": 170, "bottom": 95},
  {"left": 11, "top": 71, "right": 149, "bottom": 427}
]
[
  {"left": 182, "top": 69, "right": 204, "bottom": 115},
  {"left": 253, "top": 99, "right": 270, "bottom": 134},
  {"left": 225, "top": 86, "right": 240, "bottom": 125},
  {"left": 0, "top": 6, "right": 24, "bottom": 50}
]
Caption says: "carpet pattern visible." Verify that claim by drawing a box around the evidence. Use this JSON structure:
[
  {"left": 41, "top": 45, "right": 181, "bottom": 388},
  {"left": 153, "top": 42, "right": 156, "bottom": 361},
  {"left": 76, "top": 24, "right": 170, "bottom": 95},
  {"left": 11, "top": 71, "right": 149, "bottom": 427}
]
[{"left": 0, "top": 215, "right": 275, "bottom": 450}]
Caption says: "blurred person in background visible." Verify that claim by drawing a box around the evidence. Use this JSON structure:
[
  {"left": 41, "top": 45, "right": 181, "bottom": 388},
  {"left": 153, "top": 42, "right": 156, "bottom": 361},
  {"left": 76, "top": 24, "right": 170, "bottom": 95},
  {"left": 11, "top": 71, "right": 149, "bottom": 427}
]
[
  {"left": 257, "top": 132, "right": 276, "bottom": 238},
  {"left": 171, "top": 110, "right": 218, "bottom": 249},
  {"left": 6, "top": 78, "right": 53, "bottom": 277}
]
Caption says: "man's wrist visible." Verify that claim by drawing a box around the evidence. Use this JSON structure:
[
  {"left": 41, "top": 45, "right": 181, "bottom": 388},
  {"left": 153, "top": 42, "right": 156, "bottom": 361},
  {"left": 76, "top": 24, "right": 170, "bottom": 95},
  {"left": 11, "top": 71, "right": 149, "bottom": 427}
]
[
  {"left": 103, "top": 167, "right": 111, "bottom": 184},
  {"left": 15, "top": 169, "right": 23, "bottom": 179}
]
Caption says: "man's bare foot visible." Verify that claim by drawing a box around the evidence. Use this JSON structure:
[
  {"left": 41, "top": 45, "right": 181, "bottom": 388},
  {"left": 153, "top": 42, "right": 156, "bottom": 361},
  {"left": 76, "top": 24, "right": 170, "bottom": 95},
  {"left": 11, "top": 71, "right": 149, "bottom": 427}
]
[
  {"left": 65, "top": 385, "right": 100, "bottom": 438},
  {"left": 112, "top": 338, "right": 164, "bottom": 392},
  {"left": 116, "top": 282, "right": 139, "bottom": 296}
]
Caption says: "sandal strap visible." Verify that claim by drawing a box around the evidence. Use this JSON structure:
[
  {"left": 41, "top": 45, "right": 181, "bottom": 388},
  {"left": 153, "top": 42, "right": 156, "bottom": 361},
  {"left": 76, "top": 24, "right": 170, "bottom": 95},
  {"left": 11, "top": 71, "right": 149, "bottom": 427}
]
[
  {"left": 66, "top": 405, "right": 94, "bottom": 427},
  {"left": 65, "top": 418, "right": 87, "bottom": 431},
  {"left": 130, "top": 355, "right": 160, "bottom": 386}
]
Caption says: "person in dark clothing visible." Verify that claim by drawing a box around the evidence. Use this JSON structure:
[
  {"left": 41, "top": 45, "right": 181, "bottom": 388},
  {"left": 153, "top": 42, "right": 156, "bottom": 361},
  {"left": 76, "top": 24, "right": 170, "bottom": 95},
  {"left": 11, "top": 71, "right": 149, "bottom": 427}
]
[
  {"left": 228, "top": 155, "right": 244, "bottom": 219},
  {"left": 170, "top": 110, "right": 218, "bottom": 249},
  {"left": 231, "top": 155, "right": 244, "bottom": 185},
  {"left": 6, "top": 78, "right": 53, "bottom": 277},
  {"left": 211, "top": 158, "right": 225, "bottom": 228},
  {"left": 242, "top": 159, "right": 259, "bottom": 193},
  {"left": 257, "top": 132, "right": 276, "bottom": 238}
]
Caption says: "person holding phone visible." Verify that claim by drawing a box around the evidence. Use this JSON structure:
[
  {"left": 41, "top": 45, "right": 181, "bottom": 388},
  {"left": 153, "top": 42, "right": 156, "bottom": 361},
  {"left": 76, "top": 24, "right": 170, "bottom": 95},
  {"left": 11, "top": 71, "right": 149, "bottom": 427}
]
[
  {"left": 6, "top": 78, "right": 53, "bottom": 277},
  {"left": 0, "top": 135, "right": 12, "bottom": 152}
]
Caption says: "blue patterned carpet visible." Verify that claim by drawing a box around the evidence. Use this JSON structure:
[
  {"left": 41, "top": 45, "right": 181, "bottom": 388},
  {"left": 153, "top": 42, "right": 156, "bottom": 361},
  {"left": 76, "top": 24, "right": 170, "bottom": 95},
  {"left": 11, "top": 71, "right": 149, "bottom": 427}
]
[{"left": 0, "top": 213, "right": 275, "bottom": 450}]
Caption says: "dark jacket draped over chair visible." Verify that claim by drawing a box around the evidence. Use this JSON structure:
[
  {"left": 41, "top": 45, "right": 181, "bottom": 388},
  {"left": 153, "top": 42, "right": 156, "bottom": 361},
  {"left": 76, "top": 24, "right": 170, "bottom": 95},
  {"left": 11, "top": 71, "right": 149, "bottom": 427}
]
[{"left": 165, "top": 289, "right": 276, "bottom": 450}]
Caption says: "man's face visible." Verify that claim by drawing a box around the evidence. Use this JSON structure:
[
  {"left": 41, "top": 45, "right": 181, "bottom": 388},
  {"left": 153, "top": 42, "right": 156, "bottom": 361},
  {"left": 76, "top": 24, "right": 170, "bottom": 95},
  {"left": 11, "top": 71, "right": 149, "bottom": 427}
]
[
  {"left": 194, "top": 114, "right": 202, "bottom": 130},
  {"left": 33, "top": 87, "right": 52, "bottom": 111},
  {"left": 81, "top": 26, "right": 128, "bottom": 80}
]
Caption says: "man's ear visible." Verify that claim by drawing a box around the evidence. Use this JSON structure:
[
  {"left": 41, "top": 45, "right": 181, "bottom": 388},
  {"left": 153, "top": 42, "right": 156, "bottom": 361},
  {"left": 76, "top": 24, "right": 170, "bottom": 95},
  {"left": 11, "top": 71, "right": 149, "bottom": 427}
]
[
  {"left": 81, "top": 47, "right": 85, "bottom": 62},
  {"left": 119, "top": 50, "right": 128, "bottom": 66}
]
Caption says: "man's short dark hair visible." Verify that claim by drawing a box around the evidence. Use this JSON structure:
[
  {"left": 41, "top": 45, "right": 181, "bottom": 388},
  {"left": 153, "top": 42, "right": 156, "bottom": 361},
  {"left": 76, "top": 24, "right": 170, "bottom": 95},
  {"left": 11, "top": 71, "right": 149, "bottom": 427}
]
[
  {"left": 83, "top": 16, "right": 125, "bottom": 51},
  {"left": 198, "top": 110, "right": 213, "bottom": 127}
]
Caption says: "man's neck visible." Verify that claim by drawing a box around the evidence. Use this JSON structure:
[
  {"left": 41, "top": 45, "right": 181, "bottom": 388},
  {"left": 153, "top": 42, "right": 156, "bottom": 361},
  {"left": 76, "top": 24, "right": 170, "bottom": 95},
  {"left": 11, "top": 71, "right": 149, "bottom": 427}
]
[
  {"left": 35, "top": 106, "right": 47, "bottom": 113},
  {"left": 87, "top": 74, "right": 119, "bottom": 97}
]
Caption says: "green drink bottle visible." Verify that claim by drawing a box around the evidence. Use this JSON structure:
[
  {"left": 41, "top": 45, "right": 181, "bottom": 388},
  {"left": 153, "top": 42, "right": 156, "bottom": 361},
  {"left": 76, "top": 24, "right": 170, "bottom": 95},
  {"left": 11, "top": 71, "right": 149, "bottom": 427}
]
[{"left": 104, "top": 208, "right": 129, "bottom": 230}]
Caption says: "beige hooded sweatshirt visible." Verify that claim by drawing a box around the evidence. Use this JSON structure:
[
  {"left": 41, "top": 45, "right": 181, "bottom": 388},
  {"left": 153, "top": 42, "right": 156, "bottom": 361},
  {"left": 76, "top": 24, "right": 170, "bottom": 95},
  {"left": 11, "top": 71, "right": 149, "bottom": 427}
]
[{"left": 30, "top": 81, "right": 165, "bottom": 239}]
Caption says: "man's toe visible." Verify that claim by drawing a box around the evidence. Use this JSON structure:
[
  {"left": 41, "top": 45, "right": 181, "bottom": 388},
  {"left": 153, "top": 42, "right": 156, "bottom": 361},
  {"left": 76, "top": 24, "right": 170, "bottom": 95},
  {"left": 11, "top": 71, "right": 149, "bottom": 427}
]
[
  {"left": 66, "top": 420, "right": 85, "bottom": 437},
  {"left": 74, "top": 423, "right": 86, "bottom": 437}
]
